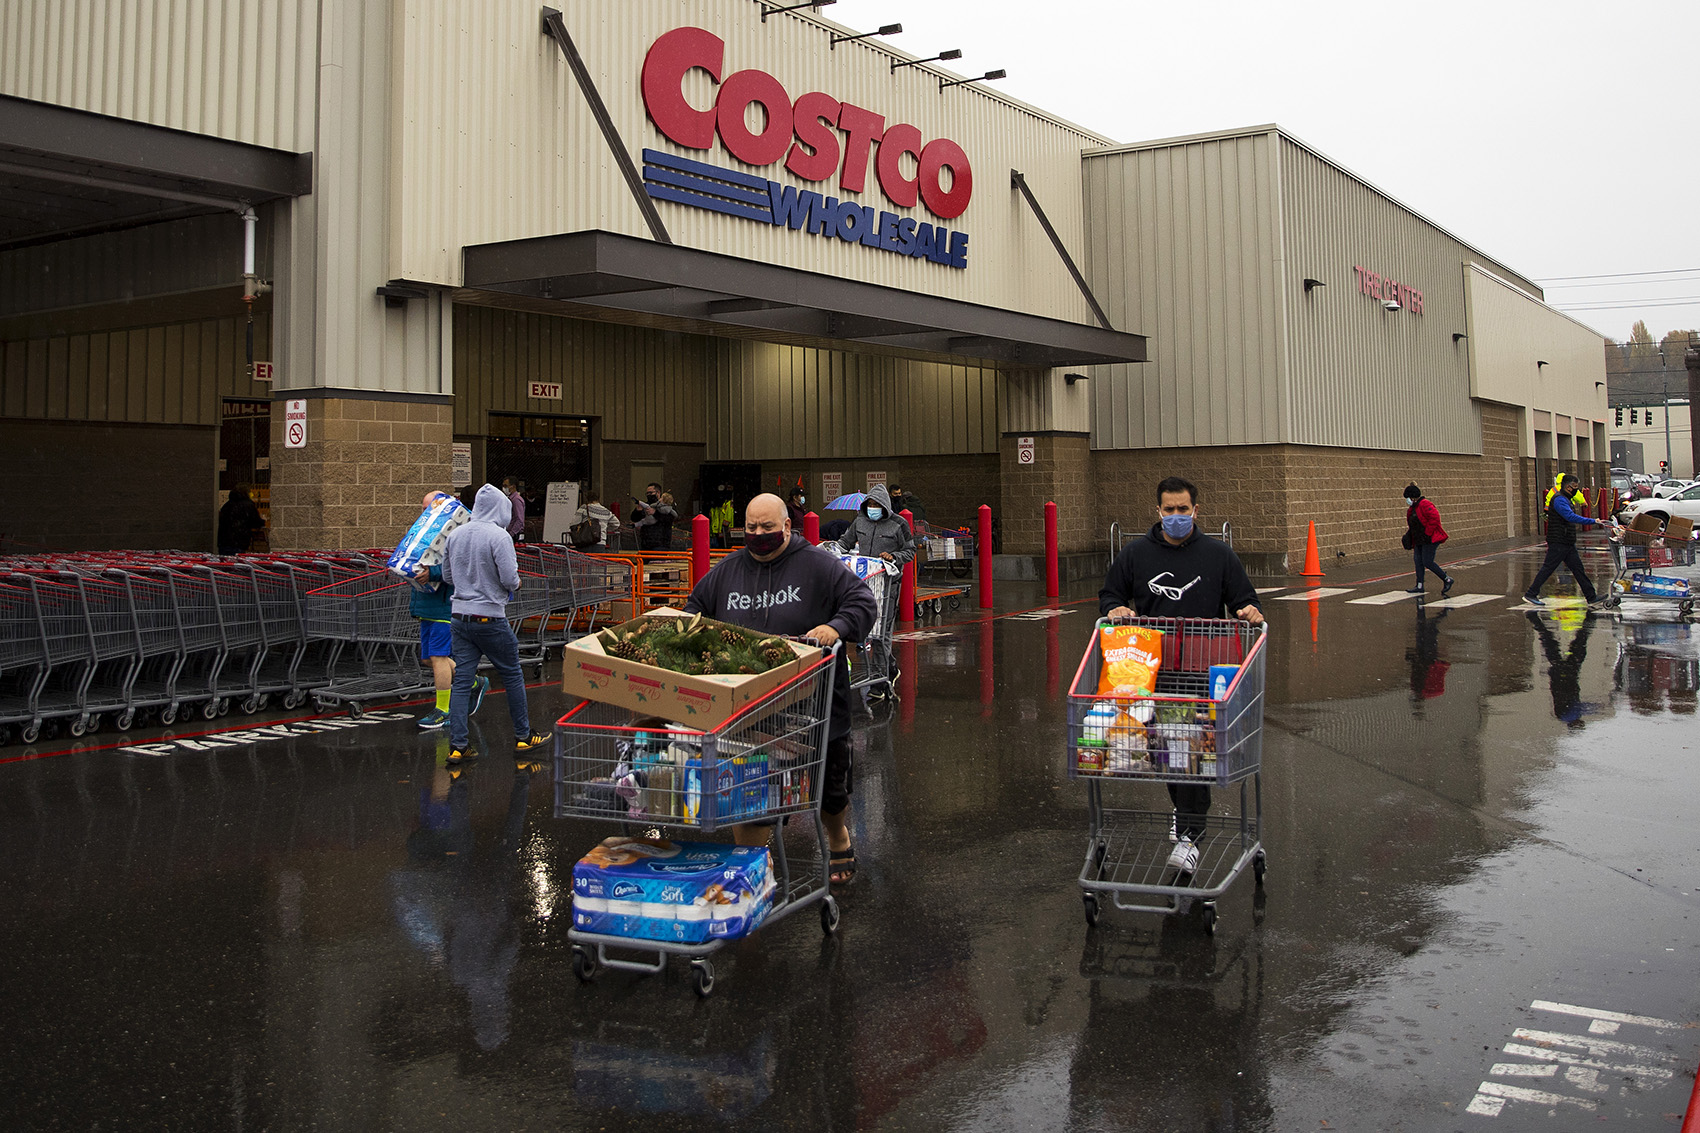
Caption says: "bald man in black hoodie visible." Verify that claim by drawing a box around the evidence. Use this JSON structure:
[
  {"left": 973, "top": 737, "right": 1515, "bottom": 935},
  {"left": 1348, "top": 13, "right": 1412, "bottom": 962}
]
[{"left": 684, "top": 493, "right": 878, "bottom": 885}]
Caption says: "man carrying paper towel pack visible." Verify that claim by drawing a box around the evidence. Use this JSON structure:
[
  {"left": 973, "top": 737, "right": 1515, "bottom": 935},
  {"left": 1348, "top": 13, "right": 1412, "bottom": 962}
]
[
  {"left": 441, "top": 484, "right": 552, "bottom": 773},
  {"left": 1099, "top": 475, "right": 1262, "bottom": 876}
]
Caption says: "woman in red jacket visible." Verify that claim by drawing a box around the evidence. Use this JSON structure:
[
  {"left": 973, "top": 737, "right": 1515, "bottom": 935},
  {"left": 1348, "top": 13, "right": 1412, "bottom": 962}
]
[{"left": 1403, "top": 484, "right": 1454, "bottom": 596}]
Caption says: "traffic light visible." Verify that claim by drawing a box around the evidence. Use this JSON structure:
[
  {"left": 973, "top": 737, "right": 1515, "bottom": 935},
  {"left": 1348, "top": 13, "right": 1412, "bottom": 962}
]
[{"left": 1616, "top": 407, "right": 1623, "bottom": 426}]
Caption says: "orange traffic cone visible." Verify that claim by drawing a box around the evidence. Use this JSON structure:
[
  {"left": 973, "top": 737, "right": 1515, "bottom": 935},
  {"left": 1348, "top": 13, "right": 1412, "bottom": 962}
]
[{"left": 1300, "top": 521, "right": 1325, "bottom": 577}]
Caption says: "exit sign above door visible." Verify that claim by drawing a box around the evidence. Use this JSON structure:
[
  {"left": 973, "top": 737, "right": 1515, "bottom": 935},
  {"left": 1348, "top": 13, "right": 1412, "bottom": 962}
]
[{"left": 529, "top": 381, "right": 562, "bottom": 400}]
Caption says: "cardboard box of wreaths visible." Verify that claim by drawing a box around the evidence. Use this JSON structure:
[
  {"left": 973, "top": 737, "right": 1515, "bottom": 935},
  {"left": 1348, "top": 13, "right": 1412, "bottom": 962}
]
[{"left": 560, "top": 608, "right": 823, "bottom": 727}]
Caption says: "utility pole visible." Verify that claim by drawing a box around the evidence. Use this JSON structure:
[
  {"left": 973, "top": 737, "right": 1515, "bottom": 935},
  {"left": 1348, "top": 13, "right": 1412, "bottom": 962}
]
[{"left": 1687, "top": 339, "right": 1700, "bottom": 479}]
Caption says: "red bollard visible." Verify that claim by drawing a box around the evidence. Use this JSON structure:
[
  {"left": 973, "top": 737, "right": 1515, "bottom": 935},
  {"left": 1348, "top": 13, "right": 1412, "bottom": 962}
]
[
  {"left": 978, "top": 504, "right": 993, "bottom": 610},
  {"left": 1044, "top": 500, "right": 1059, "bottom": 598},
  {"left": 802, "top": 510, "right": 820, "bottom": 545},
  {"left": 899, "top": 507, "right": 916, "bottom": 622},
  {"left": 691, "top": 513, "right": 710, "bottom": 588}
]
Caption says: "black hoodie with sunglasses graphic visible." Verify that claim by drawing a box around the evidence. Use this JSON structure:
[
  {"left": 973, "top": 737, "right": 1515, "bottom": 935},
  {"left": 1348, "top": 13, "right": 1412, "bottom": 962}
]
[{"left": 1098, "top": 522, "right": 1260, "bottom": 620}]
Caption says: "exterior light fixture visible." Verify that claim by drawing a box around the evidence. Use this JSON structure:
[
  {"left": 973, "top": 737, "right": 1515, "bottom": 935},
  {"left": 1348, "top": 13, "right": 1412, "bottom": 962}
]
[
  {"left": 1064, "top": 373, "right": 1089, "bottom": 385},
  {"left": 1302, "top": 278, "right": 1325, "bottom": 293},
  {"left": 892, "top": 48, "right": 962, "bottom": 72},
  {"left": 1452, "top": 332, "right": 1467, "bottom": 343},
  {"left": 761, "top": 0, "right": 835, "bottom": 21},
  {"left": 831, "top": 22, "right": 901, "bottom": 48},
  {"left": 940, "top": 68, "right": 1006, "bottom": 90},
  {"left": 1536, "top": 360, "right": 1550, "bottom": 369},
  {"left": 1382, "top": 299, "right": 1401, "bottom": 312}
]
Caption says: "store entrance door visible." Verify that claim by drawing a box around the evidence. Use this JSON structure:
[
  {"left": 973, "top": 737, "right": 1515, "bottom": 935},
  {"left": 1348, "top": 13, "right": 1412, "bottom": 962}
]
[
  {"left": 486, "top": 414, "right": 592, "bottom": 542},
  {"left": 220, "top": 399, "right": 272, "bottom": 550}
]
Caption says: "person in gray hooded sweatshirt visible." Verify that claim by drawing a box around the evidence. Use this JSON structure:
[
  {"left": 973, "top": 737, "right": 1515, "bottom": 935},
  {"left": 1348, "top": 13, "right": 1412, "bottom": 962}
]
[
  {"left": 835, "top": 483, "right": 916, "bottom": 565},
  {"left": 441, "top": 484, "right": 551, "bottom": 772}
]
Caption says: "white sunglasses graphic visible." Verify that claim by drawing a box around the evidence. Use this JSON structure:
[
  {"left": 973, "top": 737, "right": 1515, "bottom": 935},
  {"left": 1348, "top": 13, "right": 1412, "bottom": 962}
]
[{"left": 1146, "top": 572, "right": 1200, "bottom": 602}]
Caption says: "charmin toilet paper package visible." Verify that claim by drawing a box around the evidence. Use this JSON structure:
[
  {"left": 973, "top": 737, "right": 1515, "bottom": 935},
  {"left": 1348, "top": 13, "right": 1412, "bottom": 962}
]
[
  {"left": 389, "top": 492, "right": 470, "bottom": 578},
  {"left": 571, "top": 837, "right": 774, "bottom": 944}
]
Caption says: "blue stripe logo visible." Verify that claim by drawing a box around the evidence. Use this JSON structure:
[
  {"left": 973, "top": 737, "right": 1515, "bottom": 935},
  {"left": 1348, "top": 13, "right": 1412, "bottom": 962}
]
[{"left": 642, "top": 150, "right": 969, "bottom": 271}]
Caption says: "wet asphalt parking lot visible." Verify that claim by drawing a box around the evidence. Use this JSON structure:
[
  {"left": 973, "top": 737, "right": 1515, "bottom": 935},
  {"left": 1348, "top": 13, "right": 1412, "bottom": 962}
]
[{"left": 1, "top": 535, "right": 1696, "bottom": 1132}]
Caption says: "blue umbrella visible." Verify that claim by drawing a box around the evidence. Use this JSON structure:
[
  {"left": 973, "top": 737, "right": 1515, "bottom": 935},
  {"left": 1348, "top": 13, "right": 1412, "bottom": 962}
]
[{"left": 825, "top": 492, "right": 868, "bottom": 511}]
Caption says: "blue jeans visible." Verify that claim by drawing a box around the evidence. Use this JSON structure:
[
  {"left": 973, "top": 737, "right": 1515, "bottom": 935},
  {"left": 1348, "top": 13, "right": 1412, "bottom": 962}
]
[
  {"left": 448, "top": 615, "right": 531, "bottom": 750},
  {"left": 1413, "top": 542, "right": 1447, "bottom": 587}
]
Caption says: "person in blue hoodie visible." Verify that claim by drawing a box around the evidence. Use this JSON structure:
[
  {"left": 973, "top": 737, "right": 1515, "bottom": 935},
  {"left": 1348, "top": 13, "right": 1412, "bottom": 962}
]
[
  {"left": 1524, "top": 473, "right": 1620, "bottom": 607},
  {"left": 412, "top": 492, "right": 489, "bottom": 730},
  {"left": 441, "top": 484, "right": 552, "bottom": 772},
  {"left": 684, "top": 493, "right": 878, "bottom": 885}
]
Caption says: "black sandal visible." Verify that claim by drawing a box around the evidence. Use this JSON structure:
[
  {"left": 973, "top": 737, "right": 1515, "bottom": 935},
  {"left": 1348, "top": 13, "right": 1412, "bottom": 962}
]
[{"left": 829, "top": 846, "right": 858, "bottom": 886}]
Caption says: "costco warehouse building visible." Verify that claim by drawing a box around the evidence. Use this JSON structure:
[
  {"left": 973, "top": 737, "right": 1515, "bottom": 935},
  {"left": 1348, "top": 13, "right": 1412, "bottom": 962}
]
[{"left": 0, "top": 0, "right": 1607, "bottom": 571}]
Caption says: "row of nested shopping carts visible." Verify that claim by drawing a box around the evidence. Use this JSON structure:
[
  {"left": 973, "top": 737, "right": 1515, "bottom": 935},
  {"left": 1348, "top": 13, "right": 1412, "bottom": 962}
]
[{"left": 0, "top": 544, "right": 631, "bottom": 746}]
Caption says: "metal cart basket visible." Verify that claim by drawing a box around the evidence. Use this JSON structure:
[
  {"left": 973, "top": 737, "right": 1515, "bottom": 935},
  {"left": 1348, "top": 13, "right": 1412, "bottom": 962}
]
[
  {"left": 553, "top": 642, "right": 841, "bottom": 996},
  {"left": 835, "top": 556, "right": 902, "bottom": 699},
  {"left": 1068, "top": 617, "right": 1268, "bottom": 935},
  {"left": 1606, "top": 537, "right": 1697, "bottom": 620}
]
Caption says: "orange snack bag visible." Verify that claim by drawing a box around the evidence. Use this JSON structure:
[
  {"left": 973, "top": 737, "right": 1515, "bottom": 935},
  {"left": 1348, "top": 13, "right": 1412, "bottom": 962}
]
[{"left": 1096, "top": 625, "right": 1163, "bottom": 696}]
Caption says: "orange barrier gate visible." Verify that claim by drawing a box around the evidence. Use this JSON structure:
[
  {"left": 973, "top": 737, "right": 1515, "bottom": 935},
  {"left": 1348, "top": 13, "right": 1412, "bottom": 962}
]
[{"left": 588, "top": 549, "right": 735, "bottom": 623}]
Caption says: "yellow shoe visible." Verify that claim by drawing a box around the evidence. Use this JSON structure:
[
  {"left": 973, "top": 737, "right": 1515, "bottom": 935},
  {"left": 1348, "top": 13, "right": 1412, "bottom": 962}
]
[{"left": 515, "top": 731, "right": 552, "bottom": 752}]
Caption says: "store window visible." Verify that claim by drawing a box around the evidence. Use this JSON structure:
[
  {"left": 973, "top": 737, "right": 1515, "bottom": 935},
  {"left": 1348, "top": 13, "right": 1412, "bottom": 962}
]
[{"left": 485, "top": 413, "right": 592, "bottom": 542}]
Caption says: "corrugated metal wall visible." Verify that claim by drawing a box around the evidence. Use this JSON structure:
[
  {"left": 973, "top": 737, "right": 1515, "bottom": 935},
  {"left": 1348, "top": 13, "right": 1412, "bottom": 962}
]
[
  {"left": 0, "top": 312, "right": 273, "bottom": 426},
  {"left": 1279, "top": 139, "right": 1478, "bottom": 454},
  {"left": 0, "top": 0, "right": 318, "bottom": 151},
  {"left": 1082, "top": 131, "right": 1287, "bottom": 450},
  {"left": 0, "top": 212, "right": 257, "bottom": 317},
  {"left": 390, "top": 0, "right": 1105, "bottom": 323},
  {"left": 1465, "top": 263, "right": 1608, "bottom": 456},
  {"left": 454, "top": 304, "right": 711, "bottom": 442},
  {"left": 707, "top": 339, "right": 1000, "bottom": 460},
  {"left": 453, "top": 301, "right": 999, "bottom": 459}
]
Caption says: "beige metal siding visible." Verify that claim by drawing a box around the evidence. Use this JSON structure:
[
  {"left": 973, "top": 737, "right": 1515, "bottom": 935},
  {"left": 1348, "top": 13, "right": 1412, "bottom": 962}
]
[
  {"left": 454, "top": 303, "right": 710, "bottom": 442},
  {"left": 0, "top": 0, "right": 318, "bottom": 151},
  {"left": 0, "top": 312, "right": 273, "bottom": 426},
  {"left": 390, "top": 0, "right": 1103, "bottom": 323},
  {"left": 707, "top": 338, "right": 999, "bottom": 461},
  {"left": 1279, "top": 139, "right": 1479, "bottom": 454},
  {"left": 1082, "top": 133, "right": 1286, "bottom": 451},
  {"left": 1465, "top": 263, "right": 1607, "bottom": 456}
]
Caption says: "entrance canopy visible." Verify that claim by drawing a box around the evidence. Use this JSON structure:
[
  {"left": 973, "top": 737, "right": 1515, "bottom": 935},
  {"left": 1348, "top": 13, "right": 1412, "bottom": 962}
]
[
  {"left": 0, "top": 95, "right": 312, "bottom": 250},
  {"left": 462, "top": 231, "right": 1146, "bottom": 370}
]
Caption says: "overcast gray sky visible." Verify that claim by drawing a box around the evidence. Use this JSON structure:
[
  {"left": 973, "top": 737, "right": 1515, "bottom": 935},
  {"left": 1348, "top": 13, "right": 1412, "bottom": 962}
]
[{"left": 823, "top": 0, "right": 1700, "bottom": 343}]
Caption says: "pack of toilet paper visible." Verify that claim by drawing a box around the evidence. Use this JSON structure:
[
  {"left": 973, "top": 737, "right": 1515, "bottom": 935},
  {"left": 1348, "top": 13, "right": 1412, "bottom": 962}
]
[
  {"left": 571, "top": 837, "right": 774, "bottom": 944},
  {"left": 388, "top": 493, "right": 470, "bottom": 579}
]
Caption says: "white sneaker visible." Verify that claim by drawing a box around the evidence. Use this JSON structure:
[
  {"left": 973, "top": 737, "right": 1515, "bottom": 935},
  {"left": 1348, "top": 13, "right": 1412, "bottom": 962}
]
[
  {"left": 1166, "top": 837, "right": 1200, "bottom": 873},
  {"left": 1168, "top": 810, "right": 1178, "bottom": 843}
]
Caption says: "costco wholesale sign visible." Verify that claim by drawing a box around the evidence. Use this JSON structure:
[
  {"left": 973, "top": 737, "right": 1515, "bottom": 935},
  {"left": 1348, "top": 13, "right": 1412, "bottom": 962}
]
[{"left": 641, "top": 27, "right": 974, "bottom": 270}]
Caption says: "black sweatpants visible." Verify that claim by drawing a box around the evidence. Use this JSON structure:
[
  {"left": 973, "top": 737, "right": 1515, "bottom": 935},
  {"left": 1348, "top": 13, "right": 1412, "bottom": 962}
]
[
  {"left": 1527, "top": 543, "right": 1597, "bottom": 603},
  {"left": 1169, "top": 783, "right": 1210, "bottom": 842}
]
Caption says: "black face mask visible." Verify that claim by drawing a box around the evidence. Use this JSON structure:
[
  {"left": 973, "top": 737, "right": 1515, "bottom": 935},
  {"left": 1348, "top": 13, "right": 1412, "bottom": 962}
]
[
  {"left": 746, "top": 529, "right": 787, "bottom": 556},
  {"left": 646, "top": 493, "right": 658, "bottom": 502}
]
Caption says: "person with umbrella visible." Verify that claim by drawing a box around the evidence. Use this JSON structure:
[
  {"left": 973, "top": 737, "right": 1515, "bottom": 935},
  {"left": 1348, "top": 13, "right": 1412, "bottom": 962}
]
[{"left": 835, "top": 484, "right": 916, "bottom": 568}]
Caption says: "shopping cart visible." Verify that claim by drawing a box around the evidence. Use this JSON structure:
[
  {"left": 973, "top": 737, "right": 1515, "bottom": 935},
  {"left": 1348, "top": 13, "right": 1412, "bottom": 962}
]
[
  {"left": 1069, "top": 617, "right": 1268, "bottom": 935},
  {"left": 916, "top": 522, "right": 973, "bottom": 579},
  {"left": 553, "top": 641, "right": 841, "bottom": 997},
  {"left": 304, "top": 570, "right": 434, "bottom": 716},
  {"left": 832, "top": 554, "right": 902, "bottom": 699},
  {"left": 1605, "top": 536, "right": 1698, "bottom": 620}
]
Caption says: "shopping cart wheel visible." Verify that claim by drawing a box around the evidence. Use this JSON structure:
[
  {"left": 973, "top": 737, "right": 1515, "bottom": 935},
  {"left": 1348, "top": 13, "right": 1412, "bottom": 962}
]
[
  {"left": 241, "top": 696, "right": 259, "bottom": 714},
  {"left": 201, "top": 701, "right": 219, "bottom": 721},
  {"left": 1202, "top": 901, "right": 1218, "bottom": 935},
  {"left": 160, "top": 706, "right": 178, "bottom": 726},
  {"left": 691, "top": 959, "right": 715, "bottom": 998},
  {"left": 820, "top": 895, "right": 840, "bottom": 935},
  {"left": 1082, "top": 893, "right": 1100, "bottom": 928},
  {"left": 87, "top": 714, "right": 102, "bottom": 734},
  {"left": 217, "top": 699, "right": 230, "bottom": 717},
  {"left": 115, "top": 711, "right": 134, "bottom": 732},
  {"left": 20, "top": 724, "right": 39, "bottom": 745},
  {"left": 347, "top": 703, "right": 365, "bottom": 720},
  {"left": 69, "top": 718, "right": 86, "bottom": 738},
  {"left": 1253, "top": 851, "right": 1267, "bottom": 888},
  {"left": 570, "top": 946, "right": 597, "bottom": 983},
  {"left": 283, "top": 691, "right": 305, "bottom": 710}
]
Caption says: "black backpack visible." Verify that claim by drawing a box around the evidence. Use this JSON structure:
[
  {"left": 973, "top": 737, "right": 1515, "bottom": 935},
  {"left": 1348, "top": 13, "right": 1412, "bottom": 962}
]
[{"left": 569, "top": 515, "right": 600, "bottom": 548}]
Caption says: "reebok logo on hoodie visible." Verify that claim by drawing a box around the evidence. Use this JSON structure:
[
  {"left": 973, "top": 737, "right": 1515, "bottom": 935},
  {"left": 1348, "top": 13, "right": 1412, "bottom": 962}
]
[{"left": 726, "top": 585, "right": 803, "bottom": 611}]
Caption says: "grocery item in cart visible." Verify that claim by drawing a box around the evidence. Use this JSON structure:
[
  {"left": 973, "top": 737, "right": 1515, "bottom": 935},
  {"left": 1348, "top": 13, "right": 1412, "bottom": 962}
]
[
  {"left": 388, "top": 493, "right": 469, "bottom": 578},
  {"left": 1095, "top": 624, "right": 1163, "bottom": 695},
  {"left": 572, "top": 837, "right": 775, "bottom": 944}
]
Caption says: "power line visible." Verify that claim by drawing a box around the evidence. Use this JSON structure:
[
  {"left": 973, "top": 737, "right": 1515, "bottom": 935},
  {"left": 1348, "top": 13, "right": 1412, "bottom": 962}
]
[
  {"left": 1553, "top": 297, "right": 1700, "bottom": 311},
  {"left": 1543, "top": 274, "right": 1700, "bottom": 290},
  {"left": 1536, "top": 266, "right": 1700, "bottom": 282}
]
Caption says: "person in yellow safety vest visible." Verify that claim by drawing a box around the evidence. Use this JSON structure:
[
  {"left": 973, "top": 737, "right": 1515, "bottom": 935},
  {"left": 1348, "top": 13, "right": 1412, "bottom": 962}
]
[
  {"left": 708, "top": 486, "right": 735, "bottom": 548},
  {"left": 1544, "top": 473, "right": 1590, "bottom": 515}
]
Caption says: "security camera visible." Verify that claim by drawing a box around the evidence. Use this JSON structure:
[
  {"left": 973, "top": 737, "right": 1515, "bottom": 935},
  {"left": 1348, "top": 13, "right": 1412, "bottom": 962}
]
[{"left": 1383, "top": 300, "right": 1401, "bottom": 312}]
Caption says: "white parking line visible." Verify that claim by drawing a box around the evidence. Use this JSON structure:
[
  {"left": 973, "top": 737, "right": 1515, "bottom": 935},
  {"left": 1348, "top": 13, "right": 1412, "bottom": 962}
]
[
  {"left": 1465, "top": 1001, "right": 1691, "bottom": 1118},
  {"left": 1421, "top": 593, "right": 1500, "bottom": 609},
  {"left": 1272, "top": 588, "right": 1355, "bottom": 601},
  {"left": 1346, "top": 590, "right": 1422, "bottom": 605},
  {"left": 1531, "top": 1000, "right": 1685, "bottom": 1030}
]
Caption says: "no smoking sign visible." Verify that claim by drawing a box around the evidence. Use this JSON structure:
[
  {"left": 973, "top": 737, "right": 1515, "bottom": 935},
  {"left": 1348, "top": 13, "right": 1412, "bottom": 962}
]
[
  {"left": 284, "top": 400, "right": 308, "bottom": 449},
  {"left": 1017, "top": 436, "right": 1035, "bottom": 465}
]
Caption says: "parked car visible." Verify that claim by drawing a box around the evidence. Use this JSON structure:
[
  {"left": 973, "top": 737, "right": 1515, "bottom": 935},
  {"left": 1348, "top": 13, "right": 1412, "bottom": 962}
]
[
  {"left": 1631, "top": 473, "right": 1657, "bottom": 498},
  {"left": 1650, "top": 478, "right": 1696, "bottom": 499},
  {"left": 1619, "top": 483, "right": 1700, "bottom": 530},
  {"left": 1609, "top": 471, "right": 1635, "bottom": 513}
]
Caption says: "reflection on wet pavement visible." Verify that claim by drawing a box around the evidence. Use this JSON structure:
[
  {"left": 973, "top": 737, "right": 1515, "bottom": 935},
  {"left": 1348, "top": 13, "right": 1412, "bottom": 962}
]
[{"left": 0, "top": 541, "right": 1696, "bottom": 1131}]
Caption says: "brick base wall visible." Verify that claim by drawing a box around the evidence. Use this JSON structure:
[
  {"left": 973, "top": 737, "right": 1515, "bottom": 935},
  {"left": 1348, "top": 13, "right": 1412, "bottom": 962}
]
[
  {"left": 999, "top": 433, "right": 1093, "bottom": 554},
  {"left": 269, "top": 397, "right": 453, "bottom": 551},
  {"left": 0, "top": 418, "right": 216, "bottom": 551}
]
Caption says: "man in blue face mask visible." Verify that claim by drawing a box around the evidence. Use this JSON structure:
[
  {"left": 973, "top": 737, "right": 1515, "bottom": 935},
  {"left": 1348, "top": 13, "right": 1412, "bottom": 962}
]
[{"left": 1098, "top": 476, "right": 1263, "bottom": 874}]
